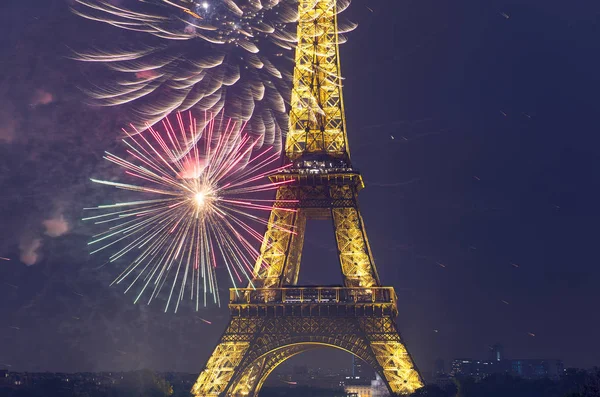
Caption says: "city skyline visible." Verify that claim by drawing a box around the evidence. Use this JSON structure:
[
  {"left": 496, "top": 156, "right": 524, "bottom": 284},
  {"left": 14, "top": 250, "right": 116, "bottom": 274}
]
[{"left": 1, "top": 0, "right": 600, "bottom": 380}]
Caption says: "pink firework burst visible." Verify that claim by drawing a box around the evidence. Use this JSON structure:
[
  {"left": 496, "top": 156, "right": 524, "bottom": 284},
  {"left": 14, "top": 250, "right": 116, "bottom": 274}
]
[{"left": 84, "top": 112, "right": 295, "bottom": 312}]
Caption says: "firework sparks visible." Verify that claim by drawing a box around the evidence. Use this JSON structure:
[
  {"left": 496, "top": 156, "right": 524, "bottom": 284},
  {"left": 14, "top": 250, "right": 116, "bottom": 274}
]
[
  {"left": 71, "top": 0, "right": 356, "bottom": 144},
  {"left": 84, "top": 111, "right": 295, "bottom": 312},
  {"left": 195, "top": 316, "right": 212, "bottom": 324}
]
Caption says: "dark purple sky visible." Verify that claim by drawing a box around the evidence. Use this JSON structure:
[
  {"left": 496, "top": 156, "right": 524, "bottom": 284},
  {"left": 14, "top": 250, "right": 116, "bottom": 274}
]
[{"left": 1, "top": 0, "right": 600, "bottom": 376}]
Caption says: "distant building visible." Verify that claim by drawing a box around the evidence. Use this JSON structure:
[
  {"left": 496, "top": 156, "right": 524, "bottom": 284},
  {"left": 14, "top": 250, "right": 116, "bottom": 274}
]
[
  {"left": 450, "top": 344, "right": 564, "bottom": 381},
  {"left": 489, "top": 344, "right": 503, "bottom": 362},
  {"left": 341, "top": 356, "right": 376, "bottom": 392},
  {"left": 344, "top": 374, "right": 389, "bottom": 397},
  {"left": 433, "top": 373, "right": 455, "bottom": 388},
  {"left": 451, "top": 359, "right": 498, "bottom": 380},
  {"left": 267, "top": 364, "right": 350, "bottom": 390},
  {"left": 0, "top": 370, "right": 8, "bottom": 386},
  {"left": 431, "top": 358, "right": 455, "bottom": 387},
  {"left": 345, "top": 384, "right": 372, "bottom": 397},
  {"left": 369, "top": 374, "right": 390, "bottom": 397},
  {"left": 509, "top": 359, "right": 564, "bottom": 380},
  {"left": 352, "top": 356, "right": 375, "bottom": 383}
]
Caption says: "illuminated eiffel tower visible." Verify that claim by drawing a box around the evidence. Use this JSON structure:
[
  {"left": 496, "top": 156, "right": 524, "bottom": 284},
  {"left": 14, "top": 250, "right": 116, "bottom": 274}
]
[{"left": 192, "top": 0, "right": 424, "bottom": 395}]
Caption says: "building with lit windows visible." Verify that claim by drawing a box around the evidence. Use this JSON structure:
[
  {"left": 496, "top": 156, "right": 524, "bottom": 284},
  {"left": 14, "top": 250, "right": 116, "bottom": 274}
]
[
  {"left": 450, "top": 345, "right": 564, "bottom": 381},
  {"left": 489, "top": 344, "right": 503, "bottom": 362},
  {"left": 509, "top": 359, "right": 564, "bottom": 379},
  {"left": 451, "top": 359, "right": 498, "bottom": 379},
  {"left": 351, "top": 355, "right": 375, "bottom": 382},
  {"left": 344, "top": 374, "right": 389, "bottom": 397}
]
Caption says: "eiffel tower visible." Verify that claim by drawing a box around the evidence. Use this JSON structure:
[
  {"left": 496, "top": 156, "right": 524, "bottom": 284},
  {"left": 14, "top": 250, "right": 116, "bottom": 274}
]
[{"left": 192, "top": 0, "right": 423, "bottom": 395}]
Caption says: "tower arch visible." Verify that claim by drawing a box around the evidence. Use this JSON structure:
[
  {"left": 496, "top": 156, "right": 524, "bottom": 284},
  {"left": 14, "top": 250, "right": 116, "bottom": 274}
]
[
  {"left": 233, "top": 342, "right": 382, "bottom": 396},
  {"left": 229, "top": 342, "right": 379, "bottom": 397}
]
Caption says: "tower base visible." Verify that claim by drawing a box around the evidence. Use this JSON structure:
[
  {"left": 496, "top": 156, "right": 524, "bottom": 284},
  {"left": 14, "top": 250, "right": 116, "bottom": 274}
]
[{"left": 192, "top": 287, "right": 423, "bottom": 396}]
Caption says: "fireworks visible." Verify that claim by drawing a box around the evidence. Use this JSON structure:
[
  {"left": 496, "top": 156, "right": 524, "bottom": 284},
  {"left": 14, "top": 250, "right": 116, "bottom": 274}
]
[
  {"left": 71, "top": 0, "right": 356, "bottom": 147},
  {"left": 84, "top": 111, "right": 295, "bottom": 312}
]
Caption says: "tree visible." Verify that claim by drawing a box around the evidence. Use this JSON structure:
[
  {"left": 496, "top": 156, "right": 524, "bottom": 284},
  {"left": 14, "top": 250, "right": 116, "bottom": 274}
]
[
  {"left": 581, "top": 367, "right": 600, "bottom": 397},
  {"left": 408, "top": 384, "right": 454, "bottom": 397}
]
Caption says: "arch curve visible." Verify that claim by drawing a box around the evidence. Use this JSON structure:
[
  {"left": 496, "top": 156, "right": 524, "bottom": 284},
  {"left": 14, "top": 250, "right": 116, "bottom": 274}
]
[
  {"left": 254, "top": 343, "right": 375, "bottom": 394},
  {"left": 228, "top": 339, "right": 384, "bottom": 397}
]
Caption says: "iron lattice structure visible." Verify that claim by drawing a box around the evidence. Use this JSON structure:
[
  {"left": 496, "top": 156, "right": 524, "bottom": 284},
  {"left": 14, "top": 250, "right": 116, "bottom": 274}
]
[{"left": 192, "top": 0, "right": 424, "bottom": 395}]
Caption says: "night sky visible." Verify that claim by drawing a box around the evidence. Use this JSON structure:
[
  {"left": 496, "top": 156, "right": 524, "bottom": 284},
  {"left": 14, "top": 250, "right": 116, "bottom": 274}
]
[{"left": 2, "top": 0, "right": 600, "bottom": 377}]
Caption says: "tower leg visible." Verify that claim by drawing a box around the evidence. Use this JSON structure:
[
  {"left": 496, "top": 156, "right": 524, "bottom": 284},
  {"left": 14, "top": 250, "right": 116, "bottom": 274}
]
[
  {"left": 330, "top": 185, "right": 379, "bottom": 287},
  {"left": 192, "top": 317, "right": 263, "bottom": 397},
  {"left": 359, "top": 318, "right": 423, "bottom": 395},
  {"left": 251, "top": 186, "right": 305, "bottom": 288}
]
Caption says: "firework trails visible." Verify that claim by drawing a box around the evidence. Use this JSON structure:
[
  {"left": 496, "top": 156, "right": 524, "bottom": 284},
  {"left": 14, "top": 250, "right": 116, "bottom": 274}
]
[
  {"left": 84, "top": 112, "right": 295, "bottom": 312},
  {"left": 70, "top": 0, "right": 356, "bottom": 148}
]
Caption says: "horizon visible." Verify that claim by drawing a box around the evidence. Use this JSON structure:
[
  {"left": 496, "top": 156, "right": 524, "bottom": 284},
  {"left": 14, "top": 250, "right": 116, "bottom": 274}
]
[{"left": 1, "top": 0, "right": 599, "bottom": 386}]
